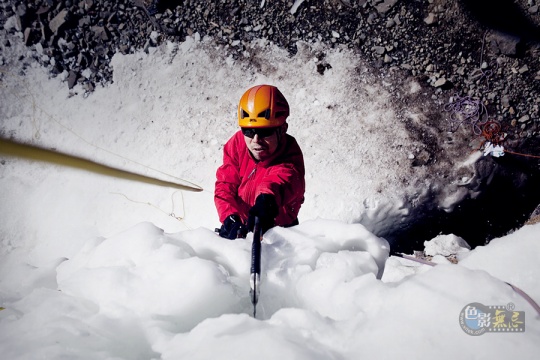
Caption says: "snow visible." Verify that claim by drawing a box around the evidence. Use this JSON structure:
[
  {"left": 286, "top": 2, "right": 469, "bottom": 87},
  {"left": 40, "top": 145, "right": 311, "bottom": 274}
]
[
  {"left": 0, "top": 34, "right": 539, "bottom": 359},
  {"left": 424, "top": 234, "right": 471, "bottom": 257}
]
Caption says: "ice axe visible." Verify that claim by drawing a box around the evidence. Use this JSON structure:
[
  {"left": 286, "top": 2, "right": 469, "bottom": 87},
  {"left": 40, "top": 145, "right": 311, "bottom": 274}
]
[{"left": 250, "top": 216, "right": 262, "bottom": 318}]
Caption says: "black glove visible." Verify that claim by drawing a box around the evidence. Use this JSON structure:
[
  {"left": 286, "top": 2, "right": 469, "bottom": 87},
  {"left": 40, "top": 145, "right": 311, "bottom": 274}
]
[
  {"left": 248, "top": 194, "right": 278, "bottom": 234},
  {"left": 218, "top": 215, "right": 247, "bottom": 240}
]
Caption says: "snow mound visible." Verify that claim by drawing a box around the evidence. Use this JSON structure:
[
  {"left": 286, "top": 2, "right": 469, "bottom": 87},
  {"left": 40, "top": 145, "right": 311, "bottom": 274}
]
[
  {"left": 1, "top": 222, "right": 539, "bottom": 359},
  {"left": 459, "top": 223, "right": 540, "bottom": 301},
  {"left": 56, "top": 219, "right": 389, "bottom": 326},
  {"left": 424, "top": 234, "right": 471, "bottom": 257}
]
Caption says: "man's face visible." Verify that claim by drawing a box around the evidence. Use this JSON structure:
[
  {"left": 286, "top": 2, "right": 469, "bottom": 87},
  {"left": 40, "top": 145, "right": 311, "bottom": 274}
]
[{"left": 243, "top": 127, "right": 280, "bottom": 161}]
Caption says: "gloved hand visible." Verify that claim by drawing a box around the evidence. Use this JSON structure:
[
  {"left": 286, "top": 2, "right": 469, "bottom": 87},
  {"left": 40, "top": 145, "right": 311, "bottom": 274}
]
[
  {"left": 248, "top": 194, "right": 278, "bottom": 234},
  {"left": 218, "top": 215, "right": 247, "bottom": 240}
]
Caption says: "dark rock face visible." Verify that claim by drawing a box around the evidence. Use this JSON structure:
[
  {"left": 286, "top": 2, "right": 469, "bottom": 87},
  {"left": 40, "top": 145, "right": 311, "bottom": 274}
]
[
  {"left": 459, "top": 0, "right": 540, "bottom": 41},
  {"left": 1, "top": 0, "right": 539, "bottom": 252},
  {"left": 384, "top": 140, "right": 540, "bottom": 254}
]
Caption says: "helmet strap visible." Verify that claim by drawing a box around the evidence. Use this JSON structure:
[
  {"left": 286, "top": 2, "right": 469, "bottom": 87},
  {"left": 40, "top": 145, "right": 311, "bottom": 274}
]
[{"left": 277, "top": 123, "right": 288, "bottom": 144}]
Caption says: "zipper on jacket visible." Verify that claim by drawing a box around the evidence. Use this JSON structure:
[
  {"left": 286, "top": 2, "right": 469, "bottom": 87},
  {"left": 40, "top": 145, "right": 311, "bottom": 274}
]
[
  {"left": 246, "top": 165, "right": 258, "bottom": 205},
  {"left": 248, "top": 166, "right": 257, "bottom": 179}
]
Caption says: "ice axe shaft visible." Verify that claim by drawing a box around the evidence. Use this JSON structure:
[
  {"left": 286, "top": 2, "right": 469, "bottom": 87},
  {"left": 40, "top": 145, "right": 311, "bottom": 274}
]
[{"left": 250, "top": 216, "right": 262, "bottom": 318}]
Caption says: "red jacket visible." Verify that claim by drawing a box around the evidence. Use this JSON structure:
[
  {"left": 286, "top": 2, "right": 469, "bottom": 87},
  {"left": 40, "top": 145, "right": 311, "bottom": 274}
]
[{"left": 215, "top": 130, "right": 305, "bottom": 227}]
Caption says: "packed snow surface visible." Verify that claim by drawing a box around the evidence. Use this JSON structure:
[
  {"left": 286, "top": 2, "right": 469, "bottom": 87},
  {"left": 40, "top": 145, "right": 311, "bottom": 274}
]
[{"left": 0, "top": 35, "right": 539, "bottom": 359}]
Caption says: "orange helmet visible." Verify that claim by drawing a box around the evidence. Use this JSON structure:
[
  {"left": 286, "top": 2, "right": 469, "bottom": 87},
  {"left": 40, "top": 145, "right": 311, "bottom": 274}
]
[{"left": 238, "top": 85, "right": 290, "bottom": 128}]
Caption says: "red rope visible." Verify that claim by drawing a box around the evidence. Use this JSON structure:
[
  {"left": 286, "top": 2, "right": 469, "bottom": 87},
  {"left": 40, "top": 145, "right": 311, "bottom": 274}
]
[
  {"left": 504, "top": 150, "right": 540, "bottom": 159},
  {"left": 481, "top": 121, "right": 504, "bottom": 145},
  {"left": 478, "top": 121, "right": 540, "bottom": 159}
]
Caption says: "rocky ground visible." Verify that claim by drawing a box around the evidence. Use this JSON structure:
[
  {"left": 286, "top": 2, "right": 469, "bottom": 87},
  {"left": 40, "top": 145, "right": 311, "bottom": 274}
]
[{"left": 1, "top": 0, "right": 539, "bottom": 252}]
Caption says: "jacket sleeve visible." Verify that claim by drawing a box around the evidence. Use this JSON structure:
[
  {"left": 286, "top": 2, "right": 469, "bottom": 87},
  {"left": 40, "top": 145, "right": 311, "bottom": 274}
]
[
  {"left": 256, "top": 140, "right": 305, "bottom": 223},
  {"left": 257, "top": 163, "right": 305, "bottom": 213},
  {"left": 214, "top": 136, "right": 243, "bottom": 223}
]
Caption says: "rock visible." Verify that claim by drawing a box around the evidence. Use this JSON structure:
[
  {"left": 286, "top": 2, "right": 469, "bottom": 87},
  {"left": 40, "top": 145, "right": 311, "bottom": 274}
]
[
  {"left": 289, "top": 0, "right": 306, "bottom": 15},
  {"left": 424, "top": 13, "right": 437, "bottom": 25},
  {"left": 67, "top": 70, "right": 79, "bottom": 89},
  {"left": 49, "top": 9, "right": 69, "bottom": 34},
  {"left": 412, "top": 149, "right": 431, "bottom": 166},
  {"left": 374, "top": 0, "right": 398, "bottom": 14},
  {"left": 367, "top": 12, "right": 377, "bottom": 24},
  {"left": 37, "top": 6, "right": 51, "bottom": 15},
  {"left": 529, "top": 5, "right": 539, "bottom": 14},
  {"left": 501, "top": 96, "right": 510, "bottom": 108},
  {"left": 91, "top": 25, "right": 109, "bottom": 41},
  {"left": 487, "top": 31, "right": 521, "bottom": 57},
  {"left": 525, "top": 204, "right": 540, "bottom": 225},
  {"left": 82, "top": 81, "right": 95, "bottom": 92},
  {"left": 518, "top": 115, "right": 530, "bottom": 123},
  {"left": 23, "top": 28, "right": 32, "bottom": 45},
  {"left": 373, "top": 45, "right": 385, "bottom": 55},
  {"left": 434, "top": 77, "right": 447, "bottom": 87},
  {"left": 76, "top": 53, "right": 88, "bottom": 67},
  {"left": 518, "top": 65, "right": 529, "bottom": 74},
  {"left": 4, "top": 15, "right": 22, "bottom": 32},
  {"left": 79, "top": 16, "right": 91, "bottom": 27},
  {"left": 16, "top": 4, "right": 27, "bottom": 17},
  {"left": 35, "top": 42, "right": 44, "bottom": 55}
]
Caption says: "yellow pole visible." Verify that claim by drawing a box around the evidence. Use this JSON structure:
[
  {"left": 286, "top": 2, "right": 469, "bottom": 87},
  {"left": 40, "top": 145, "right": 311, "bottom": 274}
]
[{"left": 0, "top": 138, "right": 203, "bottom": 192}]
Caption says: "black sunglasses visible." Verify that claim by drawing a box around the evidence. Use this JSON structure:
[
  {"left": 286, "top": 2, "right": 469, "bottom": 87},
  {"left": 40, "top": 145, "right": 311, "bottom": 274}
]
[{"left": 241, "top": 127, "right": 277, "bottom": 139}]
